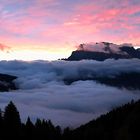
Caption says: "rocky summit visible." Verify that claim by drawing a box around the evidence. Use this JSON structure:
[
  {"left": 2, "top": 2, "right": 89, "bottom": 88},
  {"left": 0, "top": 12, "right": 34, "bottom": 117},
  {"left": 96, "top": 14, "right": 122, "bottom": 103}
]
[{"left": 64, "top": 42, "right": 140, "bottom": 61}]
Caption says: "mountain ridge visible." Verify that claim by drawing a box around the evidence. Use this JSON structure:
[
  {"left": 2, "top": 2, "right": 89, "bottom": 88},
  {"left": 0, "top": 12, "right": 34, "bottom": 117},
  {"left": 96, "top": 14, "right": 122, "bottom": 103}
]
[{"left": 63, "top": 42, "right": 140, "bottom": 61}]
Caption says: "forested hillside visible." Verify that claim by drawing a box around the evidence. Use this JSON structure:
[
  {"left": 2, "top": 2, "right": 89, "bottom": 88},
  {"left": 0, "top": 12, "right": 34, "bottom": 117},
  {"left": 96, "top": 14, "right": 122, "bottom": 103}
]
[{"left": 1, "top": 100, "right": 140, "bottom": 140}]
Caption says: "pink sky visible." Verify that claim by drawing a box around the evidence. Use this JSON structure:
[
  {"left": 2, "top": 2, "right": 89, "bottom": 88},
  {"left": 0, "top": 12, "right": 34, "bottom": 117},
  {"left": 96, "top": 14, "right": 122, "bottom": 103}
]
[{"left": 0, "top": 0, "right": 140, "bottom": 60}]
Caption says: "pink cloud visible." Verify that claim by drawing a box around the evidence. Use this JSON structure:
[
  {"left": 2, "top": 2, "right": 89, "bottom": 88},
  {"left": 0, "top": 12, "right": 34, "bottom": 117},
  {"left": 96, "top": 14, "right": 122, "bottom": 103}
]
[
  {"left": 0, "top": 0, "right": 140, "bottom": 56},
  {"left": 0, "top": 43, "right": 11, "bottom": 52}
]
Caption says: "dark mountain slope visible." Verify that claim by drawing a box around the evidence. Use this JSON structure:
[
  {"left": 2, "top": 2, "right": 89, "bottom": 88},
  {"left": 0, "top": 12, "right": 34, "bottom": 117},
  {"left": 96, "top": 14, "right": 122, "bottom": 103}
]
[
  {"left": 67, "top": 50, "right": 131, "bottom": 61},
  {"left": 64, "top": 72, "right": 140, "bottom": 90},
  {"left": 64, "top": 100, "right": 140, "bottom": 140},
  {"left": 0, "top": 73, "right": 17, "bottom": 92}
]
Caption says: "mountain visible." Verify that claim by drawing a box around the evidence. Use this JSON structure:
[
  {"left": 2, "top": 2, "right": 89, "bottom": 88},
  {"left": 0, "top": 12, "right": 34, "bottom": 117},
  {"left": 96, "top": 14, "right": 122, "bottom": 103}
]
[
  {"left": 65, "top": 42, "right": 140, "bottom": 61},
  {"left": 0, "top": 73, "right": 17, "bottom": 92},
  {"left": 64, "top": 72, "right": 140, "bottom": 90},
  {"left": 63, "top": 100, "right": 140, "bottom": 140}
]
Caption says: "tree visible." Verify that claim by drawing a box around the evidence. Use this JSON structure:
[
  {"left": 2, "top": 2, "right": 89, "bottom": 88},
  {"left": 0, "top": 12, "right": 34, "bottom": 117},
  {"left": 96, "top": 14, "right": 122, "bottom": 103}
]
[
  {"left": 26, "top": 117, "right": 34, "bottom": 129},
  {"left": 0, "top": 109, "right": 3, "bottom": 128},
  {"left": 25, "top": 117, "right": 35, "bottom": 138},
  {"left": 3, "top": 101, "right": 21, "bottom": 138},
  {"left": 0, "top": 109, "right": 4, "bottom": 139},
  {"left": 0, "top": 109, "right": 3, "bottom": 123},
  {"left": 4, "top": 101, "right": 21, "bottom": 128}
]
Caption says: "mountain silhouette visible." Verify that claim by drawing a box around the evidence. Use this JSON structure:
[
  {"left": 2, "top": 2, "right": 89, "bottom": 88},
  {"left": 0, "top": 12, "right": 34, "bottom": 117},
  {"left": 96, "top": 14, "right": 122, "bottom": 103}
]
[
  {"left": 64, "top": 42, "right": 140, "bottom": 61},
  {"left": 0, "top": 73, "right": 17, "bottom": 92}
]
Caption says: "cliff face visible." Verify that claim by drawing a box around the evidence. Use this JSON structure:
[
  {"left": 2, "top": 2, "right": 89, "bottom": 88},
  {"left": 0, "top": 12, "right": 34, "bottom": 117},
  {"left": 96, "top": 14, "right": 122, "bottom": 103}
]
[
  {"left": 0, "top": 74, "right": 17, "bottom": 92},
  {"left": 65, "top": 42, "right": 140, "bottom": 61},
  {"left": 67, "top": 50, "right": 131, "bottom": 61}
]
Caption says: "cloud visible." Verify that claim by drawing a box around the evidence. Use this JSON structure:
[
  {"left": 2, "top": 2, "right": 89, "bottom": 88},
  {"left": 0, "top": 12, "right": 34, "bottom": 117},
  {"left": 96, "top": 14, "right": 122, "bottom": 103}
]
[
  {"left": 0, "top": 43, "right": 11, "bottom": 52},
  {"left": 76, "top": 42, "right": 133, "bottom": 53},
  {"left": 0, "top": 59, "right": 140, "bottom": 128},
  {"left": 0, "top": 0, "right": 140, "bottom": 53}
]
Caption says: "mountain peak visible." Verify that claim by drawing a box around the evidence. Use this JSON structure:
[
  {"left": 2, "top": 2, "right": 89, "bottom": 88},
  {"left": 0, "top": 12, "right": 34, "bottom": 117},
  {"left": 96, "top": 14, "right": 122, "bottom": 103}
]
[
  {"left": 64, "top": 42, "right": 140, "bottom": 61},
  {"left": 77, "top": 42, "right": 134, "bottom": 55}
]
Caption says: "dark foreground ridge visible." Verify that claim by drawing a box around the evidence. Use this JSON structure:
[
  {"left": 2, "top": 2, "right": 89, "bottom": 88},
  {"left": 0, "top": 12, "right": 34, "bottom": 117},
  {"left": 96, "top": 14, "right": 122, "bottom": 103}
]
[
  {"left": 1, "top": 100, "right": 140, "bottom": 140},
  {"left": 0, "top": 73, "right": 17, "bottom": 92}
]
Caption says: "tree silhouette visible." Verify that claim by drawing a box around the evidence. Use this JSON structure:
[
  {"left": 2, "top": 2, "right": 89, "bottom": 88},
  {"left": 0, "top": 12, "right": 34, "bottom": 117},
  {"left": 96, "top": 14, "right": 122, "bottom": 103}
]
[
  {"left": 0, "top": 109, "right": 4, "bottom": 138},
  {"left": 0, "top": 100, "right": 140, "bottom": 140},
  {"left": 4, "top": 101, "right": 21, "bottom": 127},
  {"left": 0, "top": 109, "right": 3, "bottom": 131},
  {"left": 0, "top": 109, "right": 2, "bottom": 123},
  {"left": 3, "top": 101, "right": 21, "bottom": 138},
  {"left": 25, "top": 117, "right": 35, "bottom": 138}
]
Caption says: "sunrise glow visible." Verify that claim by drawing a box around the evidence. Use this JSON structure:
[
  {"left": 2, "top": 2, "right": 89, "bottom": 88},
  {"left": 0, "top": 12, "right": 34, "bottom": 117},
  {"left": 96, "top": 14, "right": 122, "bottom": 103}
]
[{"left": 0, "top": 0, "right": 140, "bottom": 60}]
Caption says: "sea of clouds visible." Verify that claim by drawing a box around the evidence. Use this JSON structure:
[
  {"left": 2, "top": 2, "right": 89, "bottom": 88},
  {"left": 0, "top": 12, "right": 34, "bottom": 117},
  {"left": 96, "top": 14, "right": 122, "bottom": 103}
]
[{"left": 0, "top": 59, "right": 140, "bottom": 128}]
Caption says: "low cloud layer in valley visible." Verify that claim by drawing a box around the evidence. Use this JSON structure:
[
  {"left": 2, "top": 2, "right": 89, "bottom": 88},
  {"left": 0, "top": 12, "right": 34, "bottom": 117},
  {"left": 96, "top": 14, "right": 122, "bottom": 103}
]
[{"left": 0, "top": 59, "right": 140, "bottom": 128}]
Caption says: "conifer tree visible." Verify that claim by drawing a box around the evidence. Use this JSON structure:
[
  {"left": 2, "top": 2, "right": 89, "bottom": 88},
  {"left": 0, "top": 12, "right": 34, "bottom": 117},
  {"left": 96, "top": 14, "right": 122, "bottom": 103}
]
[
  {"left": 4, "top": 101, "right": 21, "bottom": 128},
  {"left": 3, "top": 101, "right": 21, "bottom": 138}
]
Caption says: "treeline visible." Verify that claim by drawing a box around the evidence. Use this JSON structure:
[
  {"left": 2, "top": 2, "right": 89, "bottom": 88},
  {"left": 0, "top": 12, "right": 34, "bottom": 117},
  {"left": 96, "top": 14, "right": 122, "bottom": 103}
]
[
  {"left": 1, "top": 100, "right": 140, "bottom": 140},
  {"left": 0, "top": 101, "right": 62, "bottom": 140}
]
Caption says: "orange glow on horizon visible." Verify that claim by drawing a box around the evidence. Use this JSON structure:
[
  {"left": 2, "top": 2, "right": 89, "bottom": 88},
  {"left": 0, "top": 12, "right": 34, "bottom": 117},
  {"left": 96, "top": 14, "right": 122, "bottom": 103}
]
[{"left": 0, "top": 48, "right": 73, "bottom": 61}]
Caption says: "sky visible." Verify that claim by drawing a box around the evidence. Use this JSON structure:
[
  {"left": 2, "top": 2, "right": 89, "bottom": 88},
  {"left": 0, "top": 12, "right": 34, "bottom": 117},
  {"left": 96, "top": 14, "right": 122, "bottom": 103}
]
[{"left": 0, "top": 0, "right": 140, "bottom": 60}]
